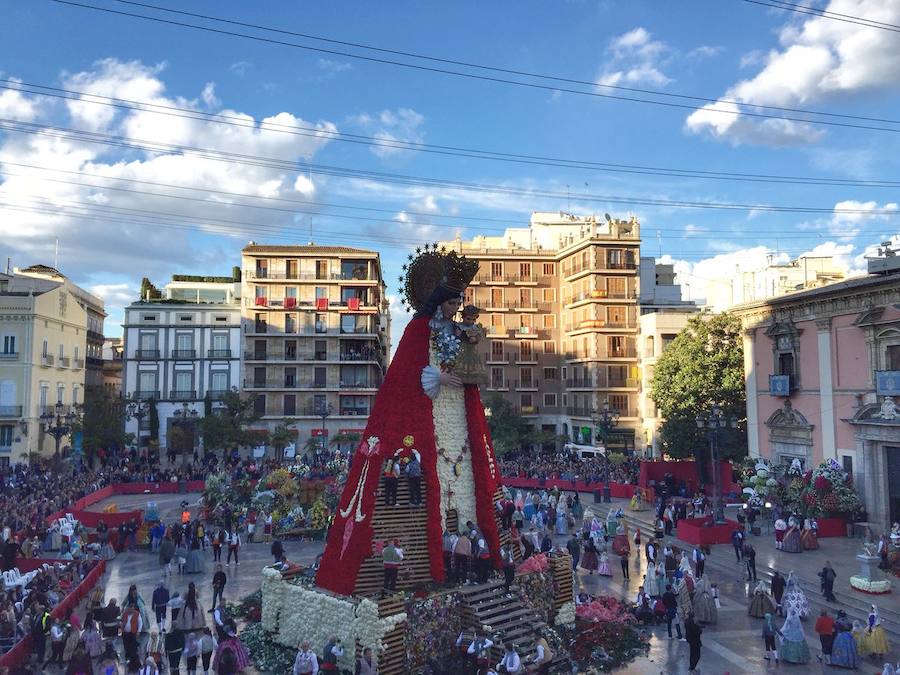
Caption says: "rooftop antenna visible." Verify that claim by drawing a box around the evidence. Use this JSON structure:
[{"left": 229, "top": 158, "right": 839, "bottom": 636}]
[
  {"left": 54, "top": 237, "right": 59, "bottom": 270},
  {"left": 657, "top": 230, "right": 662, "bottom": 258},
  {"left": 308, "top": 216, "right": 314, "bottom": 246},
  {"left": 566, "top": 184, "right": 570, "bottom": 212}
]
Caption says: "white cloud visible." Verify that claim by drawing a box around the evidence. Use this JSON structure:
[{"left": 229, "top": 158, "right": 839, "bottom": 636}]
[
  {"left": 686, "top": 0, "right": 900, "bottom": 145},
  {"left": 598, "top": 27, "right": 672, "bottom": 88},
  {"left": 828, "top": 199, "right": 898, "bottom": 239},
  {"left": 229, "top": 61, "right": 251, "bottom": 77},
  {"left": 349, "top": 107, "right": 426, "bottom": 159},
  {"left": 0, "top": 58, "right": 338, "bottom": 335},
  {"left": 386, "top": 293, "right": 411, "bottom": 357},
  {"left": 201, "top": 82, "right": 219, "bottom": 109},
  {"left": 739, "top": 50, "right": 765, "bottom": 69},
  {"left": 90, "top": 282, "right": 136, "bottom": 307},
  {"left": 687, "top": 45, "right": 723, "bottom": 60},
  {"left": 683, "top": 223, "right": 705, "bottom": 237},
  {"left": 0, "top": 82, "right": 38, "bottom": 121},
  {"left": 317, "top": 58, "right": 353, "bottom": 74}
]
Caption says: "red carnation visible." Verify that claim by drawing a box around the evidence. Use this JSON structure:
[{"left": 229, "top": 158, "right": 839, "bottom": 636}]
[
  {"left": 802, "top": 470, "right": 813, "bottom": 485},
  {"left": 814, "top": 476, "right": 831, "bottom": 492},
  {"left": 803, "top": 492, "right": 817, "bottom": 506}
]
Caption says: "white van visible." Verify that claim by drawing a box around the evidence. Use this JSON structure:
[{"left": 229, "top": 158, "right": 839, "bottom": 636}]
[{"left": 564, "top": 443, "right": 606, "bottom": 461}]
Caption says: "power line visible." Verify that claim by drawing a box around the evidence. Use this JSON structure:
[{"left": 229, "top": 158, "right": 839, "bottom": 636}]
[
  {"left": 4, "top": 118, "right": 900, "bottom": 217},
  {"left": 4, "top": 165, "right": 897, "bottom": 241},
  {"left": 45, "top": 0, "right": 900, "bottom": 135},
  {"left": 739, "top": 0, "right": 900, "bottom": 33},
  {"left": 6, "top": 79, "right": 900, "bottom": 189}
]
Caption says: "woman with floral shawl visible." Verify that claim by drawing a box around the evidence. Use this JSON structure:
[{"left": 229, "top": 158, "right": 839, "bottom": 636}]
[
  {"left": 829, "top": 610, "right": 859, "bottom": 669},
  {"left": 749, "top": 581, "right": 776, "bottom": 619},
  {"left": 782, "top": 571, "right": 810, "bottom": 619},
  {"left": 692, "top": 577, "right": 717, "bottom": 624}
]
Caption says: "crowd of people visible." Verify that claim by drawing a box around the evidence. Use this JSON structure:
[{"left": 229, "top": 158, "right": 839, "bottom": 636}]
[{"left": 497, "top": 450, "right": 640, "bottom": 486}]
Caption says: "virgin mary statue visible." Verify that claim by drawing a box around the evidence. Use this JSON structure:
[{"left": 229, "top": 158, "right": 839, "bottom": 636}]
[{"left": 316, "top": 245, "right": 503, "bottom": 595}]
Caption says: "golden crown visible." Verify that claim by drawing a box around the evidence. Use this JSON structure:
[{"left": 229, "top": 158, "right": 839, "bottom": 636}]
[{"left": 398, "top": 243, "right": 480, "bottom": 313}]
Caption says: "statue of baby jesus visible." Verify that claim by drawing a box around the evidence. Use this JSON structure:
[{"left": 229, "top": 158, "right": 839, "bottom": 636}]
[{"left": 453, "top": 304, "right": 488, "bottom": 385}]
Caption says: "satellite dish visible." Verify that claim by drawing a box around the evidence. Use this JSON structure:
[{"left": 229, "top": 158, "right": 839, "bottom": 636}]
[{"left": 604, "top": 213, "right": 612, "bottom": 223}]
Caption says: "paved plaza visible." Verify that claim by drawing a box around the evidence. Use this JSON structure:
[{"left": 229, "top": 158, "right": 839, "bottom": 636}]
[{"left": 93, "top": 490, "right": 899, "bottom": 674}]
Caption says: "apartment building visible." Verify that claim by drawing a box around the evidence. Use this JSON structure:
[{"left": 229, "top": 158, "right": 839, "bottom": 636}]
[
  {"left": 240, "top": 244, "right": 389, "bottom": 448},
  {"left": 442, "top": 211, "right": 641, "bottom": 450},
  {"left": 637, "top": 258, "right": 700, "bottom": 457},
  {"left": 122, "top": 275, "right": 241, "bottom": 449},
  {"left": 14, "top": 265, "right": 106, "bottom": 389},
  {"left": 0, "top": 271, "right": 89, "bottom": 463},
  {"left": 101, "top": 337, "right": 123, "bottom": 398}
]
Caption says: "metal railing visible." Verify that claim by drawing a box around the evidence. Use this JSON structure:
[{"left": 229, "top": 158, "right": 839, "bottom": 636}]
[
  {"left": 134, "top": 349, "right": 160, "bottom": 360},
  {"left": 208, "top": 349, "right": 232, "bottom": 358},
  {"left": 40, "top": 354, "right": 54, "bottom": 366},
  {"left": 171, "top": 349, "right": 196, "bottom": 359},
  {"left": 58, "top": 357, "right": 71, "bottom": 367},
  {"left": 169, "top": 390, "right": 197, "bottom": 400},
  {"left": 513, "top": 379, "right": 541, "bottom": 390},
  {"left": 73, "top": 358, "right": 85, "bottom": 369},
  {"left": 132, "top": 390, "right": 159, "bottom": 400}
]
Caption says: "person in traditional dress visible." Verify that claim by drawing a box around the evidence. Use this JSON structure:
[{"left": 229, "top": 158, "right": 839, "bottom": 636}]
[
  {"left": 865, "top": 605, "right": 891, "bottom": 662},
  {"left": 779, "top": 610, "right": 811, "bottom": 664},
  {"left": 597, "top": 551, "right": 612, "bottom": 577},
  {"left": 678, "top": 552, "right": 692, "bottom": 576},
  {"left": 580, "top": 536, "right": 599, "bottom": 575},
  {"left": 830, "top": 610, "right": 859, "bottom": 669},
  {"left": 612, "top": 521, "right": 630, "bottom": 557},
  {"left": 674, "top": 573, "right": 693, "bottom": 622},
  {"left": 692, "top": 577, "right": 717, "bottom": 624},
  {"left": 655, "top": 563, "right": 667, "bottom": 597},
  {"left": 801, "top": 518, "right": 819, "bottom": 550},
  {"left": 555, "top": 508, "right": 568, "bottom": 536},
  {"left": 774, "top": 517, "right": 787, "bottom": 550},
  {"left": 853, "top": 620, "right": 869, "bottom": 657},
  {"left": 316, "top": 248, "right": 504, "bottom": 593},
  {"left": 749, "top": 581, "right": 776, "bottom": 618},
  {"left": 783, "top": 516, "right": 802, "bottom": 553},
  {"left": 782, "top": 571, "right": 810, "bottom": 619},
  {"left": 644, "top": 562, "right": 659, "bottom": 597},
  {"left": 184, "top": 532, "right": 204, "bottom": 574},
  {"left": 630, "top": 487, "right": 646, "bottom": 511}
]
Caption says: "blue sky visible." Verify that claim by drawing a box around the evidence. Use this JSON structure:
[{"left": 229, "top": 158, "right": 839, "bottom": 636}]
[{"left": 1, "top": 0, "right": 899, "bottom": 335}]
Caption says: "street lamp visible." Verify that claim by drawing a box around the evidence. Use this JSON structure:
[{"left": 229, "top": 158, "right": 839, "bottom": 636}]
[
  {"left": 592, "top": 400, "right": 620, "bottom": 490},
  {"left": 125, "top": 397, "right": 149, "bottom": 452},
  {"left": 318, "top": 402, "right": 333, "bottom": 458},
  {"left": 172, "top": 402, "right": 199, "bottom": 465},
  {"left": 40, "top": 401, "right": 80, "bottom": 458},
  {"left": 695, "top": 404, "right": 738, "bottom": 524}
]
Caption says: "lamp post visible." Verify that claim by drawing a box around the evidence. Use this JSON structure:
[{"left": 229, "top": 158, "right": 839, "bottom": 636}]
[
  {"left": 40, "top": 401, "right": 80, "bottom": 458},
  {"left": 125, "top": 397, "right": 149, "bottom": 455},
  {"left": 695, "top": 404, "right": 738, "bottom": 524},
  {"left": 172, "top": 402, "right": 199, "bottom": 466},
  {"left": 592, "top": 400, "right": 620, "bottom": 494},
  {"left": 318, "top": 402, "right": 333, "bottom": 459}
]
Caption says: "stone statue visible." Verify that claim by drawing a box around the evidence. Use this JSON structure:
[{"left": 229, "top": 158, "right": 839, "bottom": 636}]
[
  {"left": 862, "top": 542, "right": 876, "bottom": 558},
  {"left": 878, "top": 396, "right": 898, "bottom": 420}
]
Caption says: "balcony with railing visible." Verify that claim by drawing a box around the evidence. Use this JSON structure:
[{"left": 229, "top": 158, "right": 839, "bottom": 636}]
[
  {"left": 339, "top": 379, "right": 381, "bottom": 390},
  {"left": 565, "top": 378, "right": 594, "bottom": 389},
  {"left": 566, "top": 406, "right": 593, "bottom": 417},
  {"left": 207, "top": 389, "right": 230, "bottom": 399},
  {"left": 513, "top": 378, "right": 541, "bottom": 391},
  {"left": 40, "top": 353, "right": 54, "bottom": 366},
  {"left": 73, "top": 358, "right": 85, "bottom": 369},
  {"left": 132, "top": 390, "right": 159, "bottom": 400},
  {"left": 515, "top": 405, "right": 540, "bottom": 415},
  {"left": 0, "top": 406, "right": 23, "bottom": 418},
  {"left": 134, "top": 349, "right": 160, "bottom": 360},
  {"left": 485, "top": 326, "right": 511, "bottom": 338},
  {"left": 208, "top": 349, "right": 233, "bottom": 358},
  {"left": 169, "top": 389, "right": 197, "bottom": 400},
  {"left": 58, "top": 356, "right": 71, "bottom": 368},
  {"left": 171, "top": 349, "right": 196, "bottom": 359},
  {"left": 487, "top": 379, "right": 510, "bottom": 391}
]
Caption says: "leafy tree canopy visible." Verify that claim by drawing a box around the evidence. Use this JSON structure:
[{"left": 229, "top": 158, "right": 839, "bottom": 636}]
[
  {"left": 650, "top": 312, "right": 747, "bottom": 460},
  {"left": 199, "top": 391, "right": 263, "bottom": 451}
]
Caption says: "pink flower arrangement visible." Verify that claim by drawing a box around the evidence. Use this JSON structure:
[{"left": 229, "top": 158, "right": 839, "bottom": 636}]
[
  {"left": 802, "top": 470, "right": 813, "bottom": 485},
  {"left": 575, "top": 596, "right": 636, "bottom": 624},
  {"left": 803, "top": 493, "right": 817, "bottom": 506},
  {"left": 814, "top": 476, "right": 831, "bottom": 492},
  {"left": 516, "top": 553, "right": 549, "bottom": 574}
]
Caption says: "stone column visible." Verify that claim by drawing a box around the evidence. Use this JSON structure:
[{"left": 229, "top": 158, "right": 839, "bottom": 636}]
[
  {"left": 816, "top": 317, "right": 836, "bottom": 461},
  {"left": 743, "top": 328, "right": 760, "bottom": 458}
]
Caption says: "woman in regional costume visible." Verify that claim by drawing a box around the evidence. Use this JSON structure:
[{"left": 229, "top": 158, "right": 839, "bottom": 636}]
[
  {"left": 629, "top": 487, "right": 646, "bottom": 512},
  {"left": 184, "top": 532, "right": 204, "bottom": 574},
  {"left": 783, "top": 516, "right": 802, "bottom": 553},
  {"left": 644, "top": 562, "right": 659, "bottom": 597},
  {"left": 830, "top": 610, "right": 859, "bottom": 669},
  {"left": 674, "top": 573, "right": 693, "bottom": 620},
  {"left": 863, "top": 605, "right": 891, "bottom": 661},
  {"left": 749, "top": 581, "right": 776, "bottom": 618},
  {"left": 597, "top": 551, "right": 612, "bottom": 577},
  {"left": 317, "top": 247, "right": 502, "bottom": 595},
  {"left": 580, "top": 536, "right": 599, "bottom": 574},
  {"left": 774, "top": 517, "right": 787, "bottom": 550},
  {"left": 678, "top": 551, "right": 692, "bottom": 576},
  {"left": 801, "top": 517, "right": 819, "bottom": 550},
  {"left": 692, "top": 576, "right": 717, "bottom": 624},
  {"left": 853, "top": 621, "right": 868, "bottom": 656},
  {"left": 612, "top": 520, "right": 630, "bottom": 556},
  {"left": 778, "top": 610, "right": 811, "bottom": 664},
  {"left": 782, "top": 571, "right": 810, "bottom": 619},
  {"left": 555, "top": 508, "right": 568, "bottom": 536}
]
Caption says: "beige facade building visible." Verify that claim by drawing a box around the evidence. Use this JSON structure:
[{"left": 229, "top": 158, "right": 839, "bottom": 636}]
[
  {"left": 0, "top": 271, "right": 90, "bottom": 463},
  {"left": 637, "top": 258, "right": 699, "bottom": 457},
  {"left": 240, "top": 244, "right": 389, "bottom": 450},
  {"left": 442, "top": 211, "right": 641, "bottom": 449}
]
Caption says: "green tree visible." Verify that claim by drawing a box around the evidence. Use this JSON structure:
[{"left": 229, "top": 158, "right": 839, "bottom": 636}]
[
  {"left": 270, "top": 419, "right": 297, "bottom": 461},
  {"left": 650, "top": 312, "right": 747, "bottom": 460},
  {"left": 484, "top": 393, "right": 533, "bottom": 456},
  {"left": 76, "top": 389, "right": 126, "bottom": 462},
  {"left": 330, "top": 431, "right": 362, "bottom": 450},
  {"left": 198, "top": 390, "right": 263, "bottom": 453},
  {"left": 148, "top": 398, "right": 160, "bottom": 445}
]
